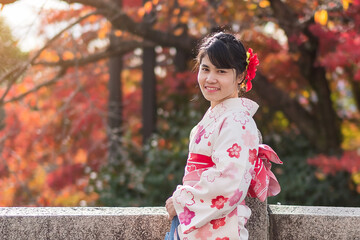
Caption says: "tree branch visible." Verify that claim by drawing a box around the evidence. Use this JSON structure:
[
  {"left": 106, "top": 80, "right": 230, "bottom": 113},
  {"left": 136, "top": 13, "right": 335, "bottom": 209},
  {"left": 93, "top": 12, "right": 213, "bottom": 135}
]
[
  {"left": 252, "top": 72, "right": 320, "bottom": 146},
  {"left": 63, "top": 0, "right": 198, "bottom": 52},
  {"left": 34, "top": 40, "right": 147, "bottom": 67},
  {"left": 4, "top": 68, "right": 67, "bottom": 104},
  {"left": 0, "top": 10, "right": 101, "bottom": 103}
]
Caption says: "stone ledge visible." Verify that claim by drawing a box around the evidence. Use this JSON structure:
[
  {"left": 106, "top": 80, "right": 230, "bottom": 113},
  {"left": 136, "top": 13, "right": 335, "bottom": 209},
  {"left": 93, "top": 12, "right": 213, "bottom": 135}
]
[
  {"left": 1, "top": 205, "right": 360, "bottom": 240},
  {"left": 0, "top": 207, "right": 170, "bottom": 240},
  {"left": 268, "top": 205, "right": 360, "bottom": 240},
  {"left": 0, "top": 207, "right": 167, "bottom": 216}
]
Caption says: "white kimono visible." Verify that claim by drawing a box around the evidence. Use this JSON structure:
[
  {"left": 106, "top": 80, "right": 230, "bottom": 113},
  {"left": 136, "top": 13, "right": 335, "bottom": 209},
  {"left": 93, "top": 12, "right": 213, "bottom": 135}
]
[{"left": 172, "top": 97, "right": 261, "bottom": 240}]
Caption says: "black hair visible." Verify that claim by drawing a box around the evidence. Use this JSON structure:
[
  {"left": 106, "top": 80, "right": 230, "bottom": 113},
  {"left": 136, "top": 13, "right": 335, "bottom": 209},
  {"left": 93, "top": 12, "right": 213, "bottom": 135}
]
[{"left": 196, "top": 32, "right": 248, "bottom": 78}]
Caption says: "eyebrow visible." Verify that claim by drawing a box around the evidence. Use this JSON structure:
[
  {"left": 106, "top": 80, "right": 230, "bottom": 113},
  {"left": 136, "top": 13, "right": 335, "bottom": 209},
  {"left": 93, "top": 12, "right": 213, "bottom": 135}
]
[{"left": 200, "top": 63, "right": 209, "bottom": 68}]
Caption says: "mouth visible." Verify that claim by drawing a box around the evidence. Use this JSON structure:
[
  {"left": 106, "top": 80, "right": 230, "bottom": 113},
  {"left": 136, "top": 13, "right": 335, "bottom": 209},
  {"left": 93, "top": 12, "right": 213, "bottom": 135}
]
[{"left": 205, "top": 86, "right": 220, "bottom": 91}]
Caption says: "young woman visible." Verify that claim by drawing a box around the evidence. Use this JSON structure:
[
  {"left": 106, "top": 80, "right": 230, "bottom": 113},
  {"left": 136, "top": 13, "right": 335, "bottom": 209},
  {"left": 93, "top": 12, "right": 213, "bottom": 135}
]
[{"left": 165, "top": 32, "right": 282, "bottom": 240}]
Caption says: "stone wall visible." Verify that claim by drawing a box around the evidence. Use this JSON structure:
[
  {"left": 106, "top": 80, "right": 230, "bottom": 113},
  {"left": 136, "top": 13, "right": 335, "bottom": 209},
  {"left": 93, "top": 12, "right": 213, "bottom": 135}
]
[{"left": 1, "top": 202, "right": 360, "bottom": 239}]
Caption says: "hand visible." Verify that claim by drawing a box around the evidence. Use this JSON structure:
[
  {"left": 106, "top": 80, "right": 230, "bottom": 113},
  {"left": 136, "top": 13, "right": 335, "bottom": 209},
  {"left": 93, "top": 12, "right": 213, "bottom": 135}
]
[{"left": 165, "top": 197, "right": 177, "bottom": 221}]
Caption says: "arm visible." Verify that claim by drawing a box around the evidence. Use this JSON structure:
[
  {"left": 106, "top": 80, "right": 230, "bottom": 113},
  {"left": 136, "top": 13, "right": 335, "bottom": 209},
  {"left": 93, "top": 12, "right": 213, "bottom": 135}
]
[{"left": 172, "top": 114, "right": 259, "bottom": 234}]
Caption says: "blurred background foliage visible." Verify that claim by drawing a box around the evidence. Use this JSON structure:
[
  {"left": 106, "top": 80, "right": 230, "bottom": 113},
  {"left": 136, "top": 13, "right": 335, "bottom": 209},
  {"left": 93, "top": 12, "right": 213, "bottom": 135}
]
[{"left": 0, "top": 0, "right": 360, "bottom": 207}]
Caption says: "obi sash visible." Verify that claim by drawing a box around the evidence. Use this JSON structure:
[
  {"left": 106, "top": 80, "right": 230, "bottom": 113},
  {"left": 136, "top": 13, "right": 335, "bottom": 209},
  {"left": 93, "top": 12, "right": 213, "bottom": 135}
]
[{"left": 185, "top": 144, "right": 282, "bottom": 202}]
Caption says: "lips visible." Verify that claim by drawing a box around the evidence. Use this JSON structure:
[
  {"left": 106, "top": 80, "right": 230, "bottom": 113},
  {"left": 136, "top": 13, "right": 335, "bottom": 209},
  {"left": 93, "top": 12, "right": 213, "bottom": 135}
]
[{"left": 205, "top": 86, "right": 220, "bottom": 92}]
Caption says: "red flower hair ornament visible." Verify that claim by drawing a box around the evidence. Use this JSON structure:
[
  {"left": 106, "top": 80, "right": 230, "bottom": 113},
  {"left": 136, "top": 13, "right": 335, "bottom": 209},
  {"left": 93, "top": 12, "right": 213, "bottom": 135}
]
[{"left": 244, "top": 48, "right": 260, "bottom": 92}]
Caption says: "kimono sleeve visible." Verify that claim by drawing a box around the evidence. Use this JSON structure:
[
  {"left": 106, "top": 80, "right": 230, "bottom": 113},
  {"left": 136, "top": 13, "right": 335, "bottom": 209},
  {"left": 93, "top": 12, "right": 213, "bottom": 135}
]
[{"left": 172, "top": 113, "right": 259, "bottom": 234}]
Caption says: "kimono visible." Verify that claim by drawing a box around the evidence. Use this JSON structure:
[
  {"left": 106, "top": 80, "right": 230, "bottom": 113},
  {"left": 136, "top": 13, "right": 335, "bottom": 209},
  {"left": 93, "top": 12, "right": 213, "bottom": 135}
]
[{"left": 172, "top": 97, "right": 282, "bottom": 240}]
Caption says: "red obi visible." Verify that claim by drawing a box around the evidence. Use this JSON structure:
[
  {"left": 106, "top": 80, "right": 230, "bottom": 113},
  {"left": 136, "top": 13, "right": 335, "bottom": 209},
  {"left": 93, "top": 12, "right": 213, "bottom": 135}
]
[{"left": 185, "top": 144, "right": 282, "bottom": 202}]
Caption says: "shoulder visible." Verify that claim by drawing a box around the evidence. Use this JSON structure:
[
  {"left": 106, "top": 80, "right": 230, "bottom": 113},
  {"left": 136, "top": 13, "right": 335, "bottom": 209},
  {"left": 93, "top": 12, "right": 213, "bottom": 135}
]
[{"left": 214, "top": 109, "right": 257, "bottom": 141}]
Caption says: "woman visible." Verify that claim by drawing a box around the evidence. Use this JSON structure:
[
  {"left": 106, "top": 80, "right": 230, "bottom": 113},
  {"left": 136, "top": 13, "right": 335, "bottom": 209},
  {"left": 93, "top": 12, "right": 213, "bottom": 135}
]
[{"left": 165, "top": 32, "right": 282, "bottom": 240}]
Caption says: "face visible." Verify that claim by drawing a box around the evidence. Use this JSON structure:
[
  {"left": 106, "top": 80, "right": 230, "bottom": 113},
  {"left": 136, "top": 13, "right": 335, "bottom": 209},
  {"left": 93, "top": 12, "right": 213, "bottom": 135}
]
[{"left": 198, "top": 54, "right": 241, "bottom": 108}]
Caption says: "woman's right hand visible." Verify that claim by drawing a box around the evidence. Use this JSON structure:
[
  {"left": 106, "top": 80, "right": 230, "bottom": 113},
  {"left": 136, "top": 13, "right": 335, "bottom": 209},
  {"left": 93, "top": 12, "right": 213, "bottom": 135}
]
[{"left": 165, "top": 197, "right": 177, "bottom": 221}]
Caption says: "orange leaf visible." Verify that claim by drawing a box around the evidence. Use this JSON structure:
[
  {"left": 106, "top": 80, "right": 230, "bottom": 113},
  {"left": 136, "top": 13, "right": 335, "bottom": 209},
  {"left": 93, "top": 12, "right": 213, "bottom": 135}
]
[
  {"left": 174, "top": 28, "right": 184, "bottom": 36},
  {"left": 259, "top": 0, "right": 270, "bottom": 8},
  {"left": 98, "top": 23, "right": 110, "bottom": 39},
  {"left": 87, "top": 15, "right": 98, "bottom": 23},
  {"left": 63, "top": 51, "right": 74, "bottom": 60},
  {"left": 114, "top": 30, "right": 122, "bottom": 37},
  {"left": 180, "top": 14, "right": 189, "bottom": 24},
  {"left": 152, "top": 0, "right": 159, "bottom": 5},
  {"left": 74, "top": 149, "right": 87, "bottom": 164},
  {"left": 138, "top": 7, "right": 145, "bottom": 18},
  {"left": 144, "top": 1, "right": 153, "bottom": 13},
  {"left": 173, "top": 8, "right": 180, "bottom": 15}
]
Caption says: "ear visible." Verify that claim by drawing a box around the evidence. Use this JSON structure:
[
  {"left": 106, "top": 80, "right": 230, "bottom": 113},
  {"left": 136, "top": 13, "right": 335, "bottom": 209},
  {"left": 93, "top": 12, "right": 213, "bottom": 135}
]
[{"left": 237, "top": 73, "right": 245, "bottom": 85}]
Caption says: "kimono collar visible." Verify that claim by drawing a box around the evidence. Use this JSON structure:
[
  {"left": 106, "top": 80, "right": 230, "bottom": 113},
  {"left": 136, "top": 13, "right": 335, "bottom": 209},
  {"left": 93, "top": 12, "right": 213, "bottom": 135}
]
[{"left": 208, "top": 98, "right": 259, "bottom": 118}]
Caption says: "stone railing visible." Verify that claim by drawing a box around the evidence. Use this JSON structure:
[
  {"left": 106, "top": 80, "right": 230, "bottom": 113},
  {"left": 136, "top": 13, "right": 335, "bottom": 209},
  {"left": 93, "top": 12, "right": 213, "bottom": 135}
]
[{"left": 1, "top": 198, "right": 360, "bottom": 239}]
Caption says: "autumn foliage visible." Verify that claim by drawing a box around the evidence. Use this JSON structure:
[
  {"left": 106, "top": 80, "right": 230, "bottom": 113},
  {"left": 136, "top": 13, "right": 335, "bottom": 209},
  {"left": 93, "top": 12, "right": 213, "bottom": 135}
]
[{"left": 1, "top": 0, "right": 360, "bottom": 207}]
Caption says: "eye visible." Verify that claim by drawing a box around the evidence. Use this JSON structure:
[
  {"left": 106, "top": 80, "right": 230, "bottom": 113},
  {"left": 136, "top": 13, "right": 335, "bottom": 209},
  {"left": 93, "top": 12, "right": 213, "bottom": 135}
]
[
  {"left": 218, "top": 70, "right": 227, "bottom": 74},
  {"left": 201, "top": 67, "right": 209, "bottom": 72}
]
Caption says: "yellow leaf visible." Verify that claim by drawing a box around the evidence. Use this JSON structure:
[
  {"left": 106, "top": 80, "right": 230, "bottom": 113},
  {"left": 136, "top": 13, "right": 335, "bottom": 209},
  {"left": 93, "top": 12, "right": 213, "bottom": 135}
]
[
  {"left": 342, "top": 0, "right": 352, "bottom": 10},
  {"left": 63, "top": 51, "right": 74, "bottom": 60},
  {"left": 259, "top": 0, "right": 270, "bottom": 8},
  {"left": 28, "top": 166, "right": 46, "bottom": 191},
  {"left": 302, "top": 90, "right": 309, "bottom": 98},
  {"left": 314, "top": 9, "right": 328, "bottom": 26},
  {"left": 352, "top": 172, "right": 360, "bottom": 185},
  {"left": 247, "top": 3, "right": 257, "bottom": 10}
]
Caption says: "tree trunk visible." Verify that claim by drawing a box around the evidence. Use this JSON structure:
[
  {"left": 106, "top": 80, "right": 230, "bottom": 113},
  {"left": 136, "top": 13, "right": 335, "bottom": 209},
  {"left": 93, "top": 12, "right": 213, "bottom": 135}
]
[
  {"left": 269, "top": 0, "right": 342, "bottom": 154},
  {"left": 142, "top": 47, "right": 157, "bottom": 144},
  {"left": 107, "top": 30, "right": 123, "bottom": 164},
  {"left": 141, "top": 0, "right": 157, "bottom": 144}
]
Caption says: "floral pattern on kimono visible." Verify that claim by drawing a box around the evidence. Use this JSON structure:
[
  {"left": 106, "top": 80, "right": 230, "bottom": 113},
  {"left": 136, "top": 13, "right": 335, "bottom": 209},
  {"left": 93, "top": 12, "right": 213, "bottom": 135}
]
[{"left": 172, "top": 98, "right": 261, "bottom": 240}]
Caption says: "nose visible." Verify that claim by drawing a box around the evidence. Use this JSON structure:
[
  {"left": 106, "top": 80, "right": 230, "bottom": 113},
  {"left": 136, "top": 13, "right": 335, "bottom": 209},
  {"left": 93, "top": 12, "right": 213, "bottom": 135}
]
[{"left": 206, "top": 72, "right": 217, "bottom": 83}]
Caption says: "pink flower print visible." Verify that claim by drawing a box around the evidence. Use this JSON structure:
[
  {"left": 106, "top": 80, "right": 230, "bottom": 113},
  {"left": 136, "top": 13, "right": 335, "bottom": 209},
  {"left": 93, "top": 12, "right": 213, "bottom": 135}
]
[
  {"left": 210, "top": 217, "right": 226, "bottom": 229},
  {"left": 221, "top": 162, "right": 237, "bottom": 179},
  {"left": 242, "top": 130, "right": 257, "bottom": 147},
  {"left": 209, "top": 104, "right": 227, "bottom": 122},
  {"left": 249, "top": 149, "right": 257, "bottom": 165},
  {"left": 211, "top": 195, "right": 228, "bottom": 209},
  {"left": 229, "top": 189, "right": 243, "bottom": 206},
  {"left": 175, "top": 189, "right": 195, "bottom": 207},
  {"left": 219, "top": 118, "right": 229, "bottom": 132},
  {"left": 244, "top": 170, "right": 253, "bottom": 183},
  {"left": 195, "top": 224, "right": 213, "bottom": 240},
  {"left": 202, "top": 169, "right": 222, "bottom": 182},
  {"left": 227, "top": 143, "right": 241, "bottom": 158},
  {"left": 216, "top": 238, "right": 229, "bottom": 240},
  {"left": 241, "top": 98, "right": 255, "bottom": 111},
  {"left": 184, "top": 226, "right": 197, "bottom": 234},
  {"left": 233, "top": 111, "right": 250, "bottom": 125},
  {"left": 179, "top": 207, "right": 195, "bottom": 226},
  {"left": 195, "top": 125, "right": 205, "bottom": 144}
]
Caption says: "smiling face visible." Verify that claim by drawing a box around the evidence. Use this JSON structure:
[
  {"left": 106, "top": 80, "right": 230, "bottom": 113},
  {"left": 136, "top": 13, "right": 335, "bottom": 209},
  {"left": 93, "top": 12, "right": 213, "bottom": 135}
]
[{"left": 198, "top": 54, "right": 241, "bottom": 108}]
